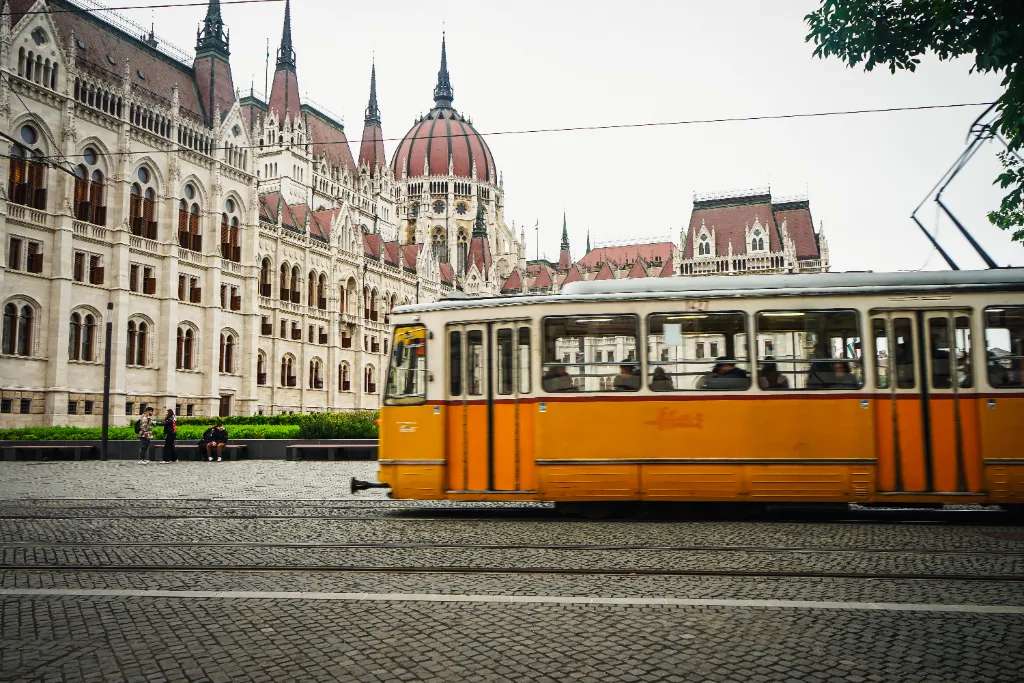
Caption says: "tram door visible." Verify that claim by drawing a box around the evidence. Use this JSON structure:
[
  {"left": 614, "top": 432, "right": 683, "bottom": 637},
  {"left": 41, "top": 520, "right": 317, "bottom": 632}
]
[
  {"left": 872, "top": 310, "right": 982, "bottom": 493},
  {"left": 446, "top": 322, "right": 533, "bottom": 492}
]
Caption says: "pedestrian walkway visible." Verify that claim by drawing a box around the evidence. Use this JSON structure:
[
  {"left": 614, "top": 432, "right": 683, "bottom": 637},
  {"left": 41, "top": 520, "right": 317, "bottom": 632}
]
[{"left": 0, "top": 461, "right": 384, "bottom": 500}]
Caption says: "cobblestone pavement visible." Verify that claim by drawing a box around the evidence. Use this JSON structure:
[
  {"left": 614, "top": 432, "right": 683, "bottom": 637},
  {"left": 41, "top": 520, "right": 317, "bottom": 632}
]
[{"left": 1, "top": 462, "right": 1023, "bottom": 681}]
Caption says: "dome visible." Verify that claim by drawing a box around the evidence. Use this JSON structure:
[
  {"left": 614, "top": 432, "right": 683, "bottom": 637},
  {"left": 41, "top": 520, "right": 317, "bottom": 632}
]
[
  {"left": 391, "top": 107, "right": 497, "bottom": 183},
  {"left": 390, "top": 35, "right": 497, "bottom": 184}
]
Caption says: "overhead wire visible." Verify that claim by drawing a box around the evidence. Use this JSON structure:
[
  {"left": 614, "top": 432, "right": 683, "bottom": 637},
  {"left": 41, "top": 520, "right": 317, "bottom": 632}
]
[{"left": 5, "top": 99, "right": 997, "bottom": 162}]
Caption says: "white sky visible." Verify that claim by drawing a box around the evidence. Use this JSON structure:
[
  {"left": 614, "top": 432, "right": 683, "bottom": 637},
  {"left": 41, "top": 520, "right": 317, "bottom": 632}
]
[{"left": 117, "top": 0, "right": 1021, "bottom": 271}]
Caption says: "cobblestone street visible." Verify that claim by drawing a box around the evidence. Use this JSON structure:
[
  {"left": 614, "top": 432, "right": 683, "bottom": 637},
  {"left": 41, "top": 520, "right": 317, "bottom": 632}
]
[{"left": 2, "top": 462, "right": 1023, "bottom": 681}]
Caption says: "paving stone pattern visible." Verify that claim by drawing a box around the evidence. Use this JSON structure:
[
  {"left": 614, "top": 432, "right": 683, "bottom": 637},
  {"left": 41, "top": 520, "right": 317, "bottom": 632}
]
[{"left": 2, "top": 595, "right": 1022, "bottom": 682}]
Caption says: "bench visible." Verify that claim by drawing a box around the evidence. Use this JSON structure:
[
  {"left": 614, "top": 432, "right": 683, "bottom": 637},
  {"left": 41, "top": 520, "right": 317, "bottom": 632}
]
[
  {"left": 2, "top": 444, "right": 98, "bottom": 461},
  {"left": 285, "top": 443, "right": 377, "bottom": 461},
  {"left": 151, "top": 443, "right": 248, "bottom": 461}
]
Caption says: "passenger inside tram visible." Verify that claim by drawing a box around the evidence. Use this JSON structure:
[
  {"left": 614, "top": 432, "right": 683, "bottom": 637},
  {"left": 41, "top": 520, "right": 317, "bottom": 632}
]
[
  {"left": 542, "top": 365, "right": 574, "bottom": 392},
  {"left": 614, "top": 364, "right": 641, "bottom": 390},
  {"left": 650, "top": 366, "right": 674, "bottom": 391},
  {"left": 703, "top": 357, "right": 750, "bottom": 390},
  {"left": 757, "top": 359, "right": 789, "bottom": 389}
]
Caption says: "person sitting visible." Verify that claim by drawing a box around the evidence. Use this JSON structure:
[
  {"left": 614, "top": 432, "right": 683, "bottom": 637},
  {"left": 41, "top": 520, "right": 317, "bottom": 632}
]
[
  {"left": 200, "top": 421, "right": 229, "bottom": 462},
  {"left": 614, "top": 364, "right": 641, "bottom": 391},
  {"left": 543, "top": 365, "right": 574, "bottom": 392},
  {"left": 704, "top": 357, "right": 750, "bottom": 390},
  {"left": 650, "top": 366, "right": 674, "bottom": 391},
  {"left": 830, "top": 361, "right": 860, "bottom": 388},
  {"left": 758, "top": 360, "right": 789, "bottom": 390}
]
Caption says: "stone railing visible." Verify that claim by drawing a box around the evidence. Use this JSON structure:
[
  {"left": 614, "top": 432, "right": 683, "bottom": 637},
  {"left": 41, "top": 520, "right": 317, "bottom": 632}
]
[
  {"left": 221, "top": 259, "right": 242, "bottom": 274},
  {"left": 7, "top": 203, "right": 48, "bottom": 227},
  {"left": 178, "top": 248, "right": 204, "bottom": 265},
  {"left": 679, "top": 253, "right": 789, "bottom": 276},
  {"left": 129, "top": 235, "right": 158, "bottom": 253}
]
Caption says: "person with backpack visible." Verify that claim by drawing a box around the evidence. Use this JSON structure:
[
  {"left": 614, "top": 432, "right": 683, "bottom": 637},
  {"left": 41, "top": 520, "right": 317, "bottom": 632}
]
[
  {"left": 199, "top": 421, "right": 229, "bottom": 462},
  {"left": 160, "top": 408, "right": 177, "bottom": 462},
  {"left": 135, "top": 407, "right": 156, "bottom": 463}
]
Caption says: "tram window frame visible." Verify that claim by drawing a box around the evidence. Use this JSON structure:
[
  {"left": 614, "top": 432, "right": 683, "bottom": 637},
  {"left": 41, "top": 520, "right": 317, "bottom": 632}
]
[
  {"left": 928, "top": 315, "right": 974, "bottom": 389},
  {"left": 383, "top": 325, "right": 427, "bottom": 406},
  {"left": 448, "top": 330, "right": 462, "bottom": 396},
  {"left": 645, "top": 311, "right": 750, "bottom": 391},
  {"left": 466, "top": 330, "right": 484, "bottom": 396},
  {"left": 541, "top": 314, "right": 640, "bottom": 393},
  {"left": 872, "top": 317, "right": 916, "bottom": 390},
  {"left": 754, "top": 309, "right": 864, "bottom": 391},
  {"left": 984, "top": 306, "right": 1024, "bottom": 388},
  {"left": 518, "top": 326, "right": 531, "bottom": 394}
]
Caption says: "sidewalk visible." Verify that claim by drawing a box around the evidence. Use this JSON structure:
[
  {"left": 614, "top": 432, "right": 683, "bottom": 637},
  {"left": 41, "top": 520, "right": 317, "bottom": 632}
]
[{"left": 0, "top": 460, "right": 385, "bottom": 500}]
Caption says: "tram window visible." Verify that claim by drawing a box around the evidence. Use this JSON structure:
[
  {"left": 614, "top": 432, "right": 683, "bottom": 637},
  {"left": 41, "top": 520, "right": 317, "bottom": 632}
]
[
  {"left": 542, "top": 315, "right": 638, "bottom": 392},
  {"left": 496, "top": 328, "right": 514, "bottom": 395},
  {"left": 755, "top": 310, "right": 863, "bottom": 390},
  {"left": 929, "top": 316, "right": 973, "bottom": 389},
  {"left": 518, "top": 326, "right": 531, "bottom": 394},
  {"left": 467, "top": 330, "right": 484, "bottom": 396},
  {"left": 384, "top": 325, "right": 427, "bottom": 405},
  {"left": 646, "top": 312, "right": 749, "bottom": 391},
  {"left": 984, "top": 306, "right": 1024, "bottom": 387},
  {"left": 873, "top": 318, "right": 916, "bottom": 389},
  {"left": 449, "top": 330, "right": 462, "bottom": 395}
]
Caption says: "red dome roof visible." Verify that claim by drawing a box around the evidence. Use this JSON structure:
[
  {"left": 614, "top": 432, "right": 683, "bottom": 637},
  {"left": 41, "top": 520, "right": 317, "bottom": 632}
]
[{"left": 391, "top": 107, "right": 497, "bottom": 183}]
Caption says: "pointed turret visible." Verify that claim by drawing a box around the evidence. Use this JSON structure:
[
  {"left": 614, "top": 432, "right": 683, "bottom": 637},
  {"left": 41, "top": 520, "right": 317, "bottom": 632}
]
[
  {"left": 432, "top": 33, "right": 454, "bottom": 109},
  {"left": 193, "top": 0, "right": 235, "bottom": 125},
  {"left": 473, "top": 198, "right": 488, "bottom": 238},
  {"left": 557, "top": 212, "right": 572, "bottom": 270},
  {"left": 268, "top": 0, "right": 300, "bottom": 120},
  {"left": 358, "top": 61, "right": 386, "bottom": 173},
  {"left": 586, "top": 229, "right": 591, "bottom": 254}
]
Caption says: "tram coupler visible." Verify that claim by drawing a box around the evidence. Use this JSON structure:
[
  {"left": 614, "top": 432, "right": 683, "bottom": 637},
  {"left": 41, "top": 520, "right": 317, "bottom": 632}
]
[{"left": 350, "top": 477, "right": 391, "bottom": 494}]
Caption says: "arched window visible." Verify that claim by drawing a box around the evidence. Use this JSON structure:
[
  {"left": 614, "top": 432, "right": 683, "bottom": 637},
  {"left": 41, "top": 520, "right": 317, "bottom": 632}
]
[
  {"left": 219, "top": 332, "right": 235, "bottom": 373},
  {"left": 317, "top": 273, "right": 327, "bottom": 310},
  {"left": 257, "top": 351, "right": 267, "bottom": 384},
  {"left": 457, "top": 231, "right": 468, "bottom": 275},
  {"left": 339, "top": 361, "right": 351, "bottom": 391},
  {"left": 1, "top": 303, "right": 16, "bottom": 354},
  {"left": 364, "top": 365, "right": 376, "bottom": 393},
  {"left": 73, "top": 147, "right": 106, "bottom": 225},
  {"left": 290, "top": 266, "right": 300, "bottom": 304},
  {"left": 221, "top": 197, "right": 241, "bottom": 262},
  {"left": 7, "top": 123, "right": 47, "bottom": 210},
  {"left": 127, "top": 320, "right": 136, "bottom": 365},
  {"left": 127, "top": 319, "right": 147, "bottom": 366},
  {"left": 129, "top": 166, "right": 156, "bottom": 237},
  {"left": 309, "top": 358, "right": 322, "bottom": 389},
  {"left": 81, "top": 313, "right": 96, "bottom": 361},
  {"left": 697, "top": 234, "right": 711, "bottom": 257},
  {"left": 176, "top": 326, "right": 195, "bottom": 370},
  {"left": 280, "top": 355, "right": 296, "bottom": 386},
  {"left": 370, "top": 289, "right": 379, "bottom": 322},
  {"left": 751, "top": 228, "right": 765, "bottom": 252},
  {"left": 431, "top": 227, "right": 447, "bottom": 263},
  {"left": 279, "top": 263, "right": 290, "bottom": 301},
  {"left": 179, "top": 183, "right": 201, "bottom": 251},
  {"left": 307, "top": 270, "right": 316, "bottom": 307},
  {"left": 17, "top": 305, "right": 33, "bottom": 356},
  {"left": 260, "top": 258, "right": 273, "bottom": 297},
  {"left": 69, "top": 312, "right": 82, "bottom": 360},
  {"left": 338, "top": 284, "right": 346, "bottom": 314},
  {"left": 363, "top": 286, "right": 370, "bottom": 319}
]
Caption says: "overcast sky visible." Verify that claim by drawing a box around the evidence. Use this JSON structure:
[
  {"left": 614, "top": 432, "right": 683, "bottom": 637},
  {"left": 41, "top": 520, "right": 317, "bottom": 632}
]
[{"left": 118, "top": 0, "right": 1020, "bottom": 271}]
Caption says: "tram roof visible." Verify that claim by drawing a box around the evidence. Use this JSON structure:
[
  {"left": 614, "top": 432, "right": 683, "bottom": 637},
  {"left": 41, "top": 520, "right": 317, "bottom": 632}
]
[{"left": 394, "top": 268, "right": 1024, "bottom": 315}]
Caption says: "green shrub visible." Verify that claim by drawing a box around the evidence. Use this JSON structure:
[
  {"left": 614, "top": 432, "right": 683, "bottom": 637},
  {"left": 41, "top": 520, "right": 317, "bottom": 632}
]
[
  {"left": 175, "top": 414, "right": 303, "bottom": 426},
  {"left": 297, "top": 411, "right": 378, "bottom": 439}
]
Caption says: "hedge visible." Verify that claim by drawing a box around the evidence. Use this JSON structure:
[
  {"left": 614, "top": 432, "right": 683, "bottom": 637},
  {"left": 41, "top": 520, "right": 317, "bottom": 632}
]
[{"left": 0, "top": 411, "right": 378, "bottom": 441}]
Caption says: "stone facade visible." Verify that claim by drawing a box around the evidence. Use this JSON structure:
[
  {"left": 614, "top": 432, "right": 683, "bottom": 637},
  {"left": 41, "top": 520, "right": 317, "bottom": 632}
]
[{"left": 0, "top": 0, "right": 522, "bottom": 426}]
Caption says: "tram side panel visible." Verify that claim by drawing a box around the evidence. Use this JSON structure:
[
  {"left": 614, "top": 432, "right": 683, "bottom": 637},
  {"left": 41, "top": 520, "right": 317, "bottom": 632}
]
[
  {"left": 980, "top": 394, "right": 1024, "bottom": 501},
  {"left": 533, "top": 395, "right": 875, "bottom": 502},
  {"left": 378, "top": 404, "right": 446, "bottom": 499}
]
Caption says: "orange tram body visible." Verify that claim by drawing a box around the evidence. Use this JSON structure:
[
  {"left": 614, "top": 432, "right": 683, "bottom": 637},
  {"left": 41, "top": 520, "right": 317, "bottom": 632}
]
[{"left": 375, "top": 270, "right": 1024, "bottom": 508}]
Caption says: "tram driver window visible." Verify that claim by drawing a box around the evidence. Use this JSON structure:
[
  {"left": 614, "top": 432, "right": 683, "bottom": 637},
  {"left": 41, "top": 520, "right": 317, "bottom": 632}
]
[
  {"left": 985, "top": 307, "right": 1024, "bottom": 387},
  {"left": 542, "top": 315, "right": 639, "bottom": 392},
  {"left": 647, "top": 312, "right": 749, "bottom": 391},
  {"left": 383, "top": 325, "right": 427, "bottom": 405},
  {"left": 755, "top": 310, "right": 863, "bottom": 390}
]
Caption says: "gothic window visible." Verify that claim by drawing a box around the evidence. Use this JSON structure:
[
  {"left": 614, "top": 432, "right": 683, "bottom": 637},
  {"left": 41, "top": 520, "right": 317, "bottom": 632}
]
[
  {"left": 280, "top": 354, "right": 296, "bottom": 387},
  {"left": 317, "top": 274, "right": 327, "bottom": 310},
  {"left": 431, "top": 227, "right": 447, "bottom": 263},
  {"left": 338, "top": 361, "right": 351, "bottom": 391},
  {"left": 260, "top": 258, "right": 273, "bottom": 297},
  {"left": 176, "top": 325, "right": 195, "bottom": 370},
  {"left": 1, "top": 303, "right": 16, "bottom": 355},
  {"left": 697, "top": 234, "right": 711, "bottom": 257},
  {"left": 73, "top": 148, "right": 107, "bottom": 225},
  {"left": 69, "top": 311, "right": 97, "bottom": 361},
  {"left": 7, "top": 124, "right": 47, "bottom": 210},
  {"left": 307, "top": 271, "right": 316, "bottom": 308},
  {"left": 221, "top": 197, "right": 241, "bottom": 262},
  {"left": 69, "top": 312, "right": 82, "bottom": 361},
  {"left": 129, "top": 166, "right": 157, "bottom": 238},
  {"left": 433, "top": 200, "right": 445, "bottom": 214},
  {"left": 364, "top": 364, "right": 376, "bottom": 393},
  {"left": 178, "top": 183, "right": 202, "bottom": 251},
  {"left": 257, "top": 351, "right": 267, "bottom": 384},
  {"left": 309, "top": 358, "right": 323, "bottom": 389},
  {"left": 455, "top": 201, "right": 468, "bottom": 215},
  {"left": 127, "top": 319, "right": 148, "bottom": 366},
  {"left": 457, "top": 231, "right": 468, "bottom": 275},
  {"left": 290, "top": 266, "right": 301, "bottom": 303},
  {"left": 219, "top": 332, "right": 235, "bottom": 373},
  {"left": 279, "top": 263, "right": 290, "bottom": 301},
  {"left": 750, "top": 228, "right": 765, "bottom": 252}
]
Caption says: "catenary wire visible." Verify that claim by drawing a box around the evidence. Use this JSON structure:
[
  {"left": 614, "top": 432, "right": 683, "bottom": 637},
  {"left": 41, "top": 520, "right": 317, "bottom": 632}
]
[
  {"left": 0, "top": 0, "right": 283, "bottom": 15},
  {"left": 4, "top": 100, "right": 997, "bottom": 162}
]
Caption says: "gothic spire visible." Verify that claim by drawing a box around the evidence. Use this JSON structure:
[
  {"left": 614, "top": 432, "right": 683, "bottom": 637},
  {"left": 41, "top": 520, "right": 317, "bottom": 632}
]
[
  {"left": 560, "top": 212, "right": 569, "bottom": 251},
  {"left": 276, "top": 0, "right": 296, "bottom": 69},
  {"left": 196, "top": 0, "right": 229, "bottom": 55},
  {"left": 473, "top": 197, "right": 488, "bottom": 238},
  {"left": 586, "top": 229, "right": 591, "bottom": 253},
  {"left": 365, "top": 61, "right": 381, "bottom": 124},
  {"left": 432, "top": 33, "right": 454, "bottom": 108}
]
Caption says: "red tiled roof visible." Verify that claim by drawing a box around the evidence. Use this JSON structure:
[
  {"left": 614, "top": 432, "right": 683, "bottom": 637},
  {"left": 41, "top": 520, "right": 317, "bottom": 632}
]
[
  {"left": 468, "top": 236, "right": 492, "bottom": 274},
  {"left": 626, "top": 257, "right": 649, "bottom": 279},
  {"left": 358, "top": 121, "right": 386, "bottom": 172},
  {"left": 557, "top": 247, "right": 572, "bottom": 271},
  {"left": 529, "top": 264, "right": 553, "bottom": 289},
  {"left": 577, "top": 242, "right": 675, "bottom": 269},
  {"left": 392, "top": 107, "right": 496, "bottom": 182},
  {"left": 773, "top": 202, "right": 821, "bottom": 260},
  {"left": 259, "top": 192, "right": 282, "bottom": 223},
  {"left": 310, "top": 208, "right": 339, "bottom": 242},
  {"left": 194, "top": 55, "right": 235, "bottom": 124},
  {"left": 305, "top": 107, "right": 357, "bottom": 173},
  {"left": 268, "top": 66, "right": 301, "bottom": 121},
  {"left": 594, "top": 262, "right": 615, "bottom": 280},
  {"left": 439, "top": 262, "right": 455, "bottom": 284},
  {"left": 561, "top": 264, "right": 583, "bottom": 286},
  {"left": 684, "top": 196, "right": 782, "bottom": 259},
  {"left": 382, "top": 240, "right": 401, "bottom": 266},
  {"left": 27, "top": 0, "right": 209, "bottom": 120},
  {"left": 657, "top": 259, "right": 674, "bottom": 277},
  {"left": 401, "top": 244, "right": 420, "bottom": 271},
  {"left": 362, "top": 233, "right": 383, "bottom": 259},
  {"left": 283, "top": 202, "right": 308, "bottom": 231},
  {"left": 501, "top": 269, "right": 523, "bottom": 293},
  {"left": 240, "top": 99, "right": 266, "bottom": 133}
]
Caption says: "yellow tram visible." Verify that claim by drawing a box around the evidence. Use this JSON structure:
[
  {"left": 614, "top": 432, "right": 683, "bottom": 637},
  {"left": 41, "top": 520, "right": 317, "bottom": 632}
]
[{"left": 372, "top": 270, "right": 1024, "bottom": 507}]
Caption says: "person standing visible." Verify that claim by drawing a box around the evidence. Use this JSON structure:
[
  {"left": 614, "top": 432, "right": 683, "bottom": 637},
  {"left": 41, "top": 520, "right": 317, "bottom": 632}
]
[
  {"left": 136, "top": 407, "right": 155, "bottom": 464},
  {"left": 161, "top": 409, "right": 177, "bottom": 462}
]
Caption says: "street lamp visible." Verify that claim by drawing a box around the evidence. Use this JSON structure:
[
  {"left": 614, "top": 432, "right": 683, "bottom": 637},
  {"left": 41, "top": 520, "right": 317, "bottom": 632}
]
[{"left": 100, "top": 301, "right": 113, "bottom": 460}]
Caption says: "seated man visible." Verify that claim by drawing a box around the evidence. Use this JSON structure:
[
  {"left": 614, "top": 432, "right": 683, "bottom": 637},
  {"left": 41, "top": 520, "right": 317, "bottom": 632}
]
[
  {"left": 614, "top": 364, "right": 641, "bottom": 391},
  {"left": 704, "top": 357, "right": 750, "bottom": 390},
  {"left": 543, "top": 365, "right": 574, "bottom": 392},
  {"left": 200, "top": 421, "right": 229, "bottom": 462}
]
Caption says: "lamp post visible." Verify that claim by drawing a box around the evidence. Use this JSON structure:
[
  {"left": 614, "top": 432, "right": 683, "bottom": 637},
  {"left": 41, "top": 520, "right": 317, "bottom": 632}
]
[{"left": 100, "top": 301, "right": 113, "bottom": 460}]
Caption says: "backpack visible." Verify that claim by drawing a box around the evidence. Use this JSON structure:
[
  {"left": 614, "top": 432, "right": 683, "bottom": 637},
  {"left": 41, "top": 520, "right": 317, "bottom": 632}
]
[{"left": 133, "top": 419, "right": 141, "bottom": 434}]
